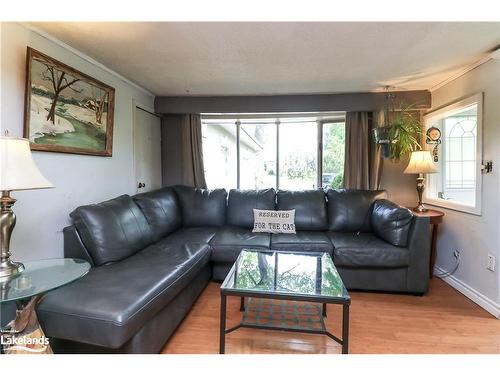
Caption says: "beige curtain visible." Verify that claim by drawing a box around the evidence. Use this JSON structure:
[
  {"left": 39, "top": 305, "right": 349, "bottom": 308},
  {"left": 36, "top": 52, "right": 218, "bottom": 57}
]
[
  {"left": 181, "top": 114, "right": 207, "bottom": 188},
  {"left": 371, "top": 110, "right": 384, "bottom": 189},
  {"left": 343, "top": 111, "right": 383, "bottom": 190}
]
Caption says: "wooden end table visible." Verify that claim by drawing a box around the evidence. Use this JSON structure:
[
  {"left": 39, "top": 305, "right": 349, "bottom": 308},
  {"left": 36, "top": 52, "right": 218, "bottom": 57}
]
[{"left": 408, "top": 208, "right": 445, "bottom": 278}]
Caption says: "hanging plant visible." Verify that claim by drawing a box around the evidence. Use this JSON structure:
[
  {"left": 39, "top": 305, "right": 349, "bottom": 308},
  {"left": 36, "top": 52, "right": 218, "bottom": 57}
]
[
  {"left": 387, "top": 104, "right": 422, "bottom": 161},
  {"left": 372, "top": 126, "right": 394, "bottom": 158},
  {"left": 373, "top": 88, "right": 423, "bottom": 161}
]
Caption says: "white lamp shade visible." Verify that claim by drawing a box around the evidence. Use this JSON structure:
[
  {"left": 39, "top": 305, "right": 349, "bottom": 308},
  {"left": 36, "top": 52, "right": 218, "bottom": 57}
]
[
  {"left": 404, "top": 151, "right": 438, "bottom": 174},
  {"left": 0, "top": 137, "right": 54, "bottom": 191}
]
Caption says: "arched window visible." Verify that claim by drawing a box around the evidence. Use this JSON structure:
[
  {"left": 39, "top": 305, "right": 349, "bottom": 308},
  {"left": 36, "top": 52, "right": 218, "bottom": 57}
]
[
  {"left": 444, "top": 114, "right": 477, "bottom": 190},
  {"left": 424, "top": 94, "right": 482, "bottom": 215}
]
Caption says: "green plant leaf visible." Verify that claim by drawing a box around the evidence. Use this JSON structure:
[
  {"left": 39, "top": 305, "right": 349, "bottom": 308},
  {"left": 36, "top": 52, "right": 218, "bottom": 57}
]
[{"left": 386, "top": 102, "right": 423, "bottom": 160}]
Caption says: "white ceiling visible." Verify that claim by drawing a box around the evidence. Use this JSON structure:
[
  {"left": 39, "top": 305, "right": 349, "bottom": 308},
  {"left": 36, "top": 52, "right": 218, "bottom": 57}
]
[{"left": 32, "top": 22, "right": 500, "bottom": 96}]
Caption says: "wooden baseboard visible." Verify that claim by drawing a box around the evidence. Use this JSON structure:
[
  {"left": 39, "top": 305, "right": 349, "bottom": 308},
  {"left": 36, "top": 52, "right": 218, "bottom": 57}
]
[{"left": 434, "top": 266, "right": 500, "bottom": 319}]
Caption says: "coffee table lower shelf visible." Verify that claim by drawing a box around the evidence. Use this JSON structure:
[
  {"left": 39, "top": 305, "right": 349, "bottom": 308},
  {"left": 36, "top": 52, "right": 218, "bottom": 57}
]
[{"left": 219, "top": 295, "right": 350, "bottom": 354}]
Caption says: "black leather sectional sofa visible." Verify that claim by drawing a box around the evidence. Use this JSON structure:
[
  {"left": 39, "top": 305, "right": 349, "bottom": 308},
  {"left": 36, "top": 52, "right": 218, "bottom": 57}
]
[{"left": 37, "top": 186, "right": 430, "bottom": 353}]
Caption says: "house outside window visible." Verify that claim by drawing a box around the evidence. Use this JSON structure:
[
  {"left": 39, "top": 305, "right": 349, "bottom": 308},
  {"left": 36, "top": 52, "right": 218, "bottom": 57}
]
[
  {"left": 201, "top": 113, "right": 345, "bottom": 191},
  {"left": 201, "top": 121, "right": 237, "bottom": 191}
]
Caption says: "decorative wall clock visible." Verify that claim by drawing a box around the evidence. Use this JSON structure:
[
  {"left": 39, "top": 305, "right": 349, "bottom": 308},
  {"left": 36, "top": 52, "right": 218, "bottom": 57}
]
[{"left": 426, "top": 126, "right": 442, "bottom": 162}]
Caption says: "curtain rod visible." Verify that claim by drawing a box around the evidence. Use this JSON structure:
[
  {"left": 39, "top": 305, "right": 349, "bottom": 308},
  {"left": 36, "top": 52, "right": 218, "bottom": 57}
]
[{"left": 201, "top": 111, "right": 345, "bottom": 120}]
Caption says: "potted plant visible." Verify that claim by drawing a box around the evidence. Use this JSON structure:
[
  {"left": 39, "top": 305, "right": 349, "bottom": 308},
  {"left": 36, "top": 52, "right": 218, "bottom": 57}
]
[
  {"left": 373, "top": 103, "right": 422, "bottom": 160},
  {"left": 387, "top": 104, "right": 422, "bottom": 160},
  {"left": 372, "top": 126, "right": 393, "bottom": 158}
]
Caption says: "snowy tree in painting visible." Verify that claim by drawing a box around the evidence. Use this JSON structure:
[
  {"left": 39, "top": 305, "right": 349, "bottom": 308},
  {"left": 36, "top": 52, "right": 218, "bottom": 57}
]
[
  {"left": 39, "top": 61, "right": 83, "bottom": 124},
  {"left": 25, "top": 48, "right": 115, "bottom": 156}
]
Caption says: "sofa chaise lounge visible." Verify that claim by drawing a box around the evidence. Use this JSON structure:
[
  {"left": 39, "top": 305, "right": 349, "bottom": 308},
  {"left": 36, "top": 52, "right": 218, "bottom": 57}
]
[{"left": 37, "top": 186, "right": 431, "bottom": 353}]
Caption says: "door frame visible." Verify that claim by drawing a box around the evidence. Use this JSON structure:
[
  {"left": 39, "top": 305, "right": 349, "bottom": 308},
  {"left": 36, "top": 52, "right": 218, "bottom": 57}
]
[{"left": 132, "top": 99, "right": 162, "bottom": 193}]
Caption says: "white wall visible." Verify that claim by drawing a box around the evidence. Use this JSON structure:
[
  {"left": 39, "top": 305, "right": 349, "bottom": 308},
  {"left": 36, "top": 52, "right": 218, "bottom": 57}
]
[
  {"left": 380, "top": 159, "right": 416, "bottom": 207},
  {"left": 429, "top": 59, "right": 500, "bottom": 316},
  {"left": 0, "top": 23, "right": 154, "bottom": 261}
]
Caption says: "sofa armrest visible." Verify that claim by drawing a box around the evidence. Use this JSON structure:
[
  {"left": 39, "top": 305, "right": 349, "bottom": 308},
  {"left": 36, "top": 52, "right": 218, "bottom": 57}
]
[
  {"left": 63, "top": 225, "right": 95, "bottom": 266},
  {"left": 371, "top": 199, "right": 413, "bottom": 247},
  {"left": 405, "top": 215, "right": 431, "bottom": 293}
]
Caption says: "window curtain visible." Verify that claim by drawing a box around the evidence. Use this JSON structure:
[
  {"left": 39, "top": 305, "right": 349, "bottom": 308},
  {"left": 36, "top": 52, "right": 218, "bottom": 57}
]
[
  {"left": 343, "top": 111, "right": 383, "bottom": 190},
  {"left": 161, "top": 114, "right": 207, "bottom": 188},
  {"left": 181, "top": 114, "right": 207, "bottom": 188}
]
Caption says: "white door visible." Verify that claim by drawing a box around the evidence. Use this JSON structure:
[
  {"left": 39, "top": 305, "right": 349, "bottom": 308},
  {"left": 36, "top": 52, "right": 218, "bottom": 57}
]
[{"left": 134, "top": 106, "right": 162, "bottom": 193}]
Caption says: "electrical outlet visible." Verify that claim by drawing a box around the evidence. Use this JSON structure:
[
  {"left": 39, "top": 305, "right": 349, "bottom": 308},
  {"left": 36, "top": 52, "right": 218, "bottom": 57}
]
[
  {"left": 453, "top": 250, "right": 461, "bottom": 259},
  {"left": 487, "top": 254, "right": 496, "bottom": 272}
]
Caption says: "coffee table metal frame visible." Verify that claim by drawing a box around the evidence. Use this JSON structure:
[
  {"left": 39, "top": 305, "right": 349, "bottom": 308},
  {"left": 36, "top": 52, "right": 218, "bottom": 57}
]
[{"left": 219, "top": 250, "right": 350, "bottom": 354}]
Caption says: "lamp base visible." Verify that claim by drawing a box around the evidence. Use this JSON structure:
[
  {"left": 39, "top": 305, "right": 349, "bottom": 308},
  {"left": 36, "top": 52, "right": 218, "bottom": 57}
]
[
  {"left": 0, "top": 259, "right": 24, "bottom": 279},
  {"left": 412, "top": 203, "right": 429, "bottom": 213},
  {"left": 413, "top": 175, "right": 428, "bottom": 213},
  {"left": 1, "top": 191, "right": 24, "bottom": 280}
]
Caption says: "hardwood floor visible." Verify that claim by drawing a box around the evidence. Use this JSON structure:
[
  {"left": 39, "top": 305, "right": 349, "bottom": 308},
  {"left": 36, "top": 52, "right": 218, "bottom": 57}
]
[{"left": 162, "top": 278, "right": 500, "bottom": 354}]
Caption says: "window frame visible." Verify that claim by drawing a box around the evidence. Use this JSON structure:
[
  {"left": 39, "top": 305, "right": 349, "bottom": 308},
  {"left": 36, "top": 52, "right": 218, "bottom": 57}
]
[
  {"left": 423, "top": 93, "right": 483, "bottom": 215},
  {"left": 318, "top": 119, "right": 346, "bottom": 189},
  {"left": 201, "top": 113, "right": 345, "bottom": 191}
]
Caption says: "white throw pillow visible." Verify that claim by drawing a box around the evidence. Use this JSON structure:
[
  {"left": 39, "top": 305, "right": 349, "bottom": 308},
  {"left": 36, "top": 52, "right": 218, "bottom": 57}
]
[{"left": 252, "top": 209, "right": 296, "bottom": 234}]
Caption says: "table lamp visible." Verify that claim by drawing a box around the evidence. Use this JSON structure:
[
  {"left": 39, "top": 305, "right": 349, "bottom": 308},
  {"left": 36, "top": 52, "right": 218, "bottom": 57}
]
[
  {"left": 404, "top": 150, "right": 437, "bottom": 213},
  {"left": 0, "top": 137, "right": 53, "bottom": 278}
]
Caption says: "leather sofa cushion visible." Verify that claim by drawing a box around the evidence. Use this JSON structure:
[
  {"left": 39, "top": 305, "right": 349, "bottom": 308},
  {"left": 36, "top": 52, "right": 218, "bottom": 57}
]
[
  {"left": 210, "top": 226, "right": 271, "bottom": 263},
  {"left": 276, "top": 190, "right": 328, "bottom": 231},
  {"left": 227, "top": 188, "right": 276, "bottom": 228},
  {"left": 70, "top": 195, "right": 154, "bottom": 266},
  {"left": 173, "top": 185, "right": 227, "bottom": 227},
  {"left": 271, "top": 231, "right": 333, "bottom": 253},
  {"left": 328, "top": 232, "right": 409, "bottom": 268},
  {"left": 326, "top": 189, "right": 387, "bottom": 232},
  {"left": 371, "top": 200, "right": 413, "bottom": 247},
  {"left": 162, "top": 227, "right": 218, "bottom": 245},
  {"left": 37, "top": 240, "right": 211, "bottom": 349},
  {"left": 133, "top": 187, "right": 181, "bottom": 242}
]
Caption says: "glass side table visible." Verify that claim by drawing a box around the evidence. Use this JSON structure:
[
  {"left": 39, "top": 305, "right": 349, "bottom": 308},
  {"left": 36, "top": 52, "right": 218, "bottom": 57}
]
[{"left": 0, "top": 258, "right": 90, "bottom": 354}]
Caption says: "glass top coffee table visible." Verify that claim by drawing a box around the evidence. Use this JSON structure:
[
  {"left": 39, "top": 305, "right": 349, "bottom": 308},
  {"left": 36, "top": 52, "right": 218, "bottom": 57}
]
[{"left": 220, "top": 249, "right": 351, "bottom": 354}]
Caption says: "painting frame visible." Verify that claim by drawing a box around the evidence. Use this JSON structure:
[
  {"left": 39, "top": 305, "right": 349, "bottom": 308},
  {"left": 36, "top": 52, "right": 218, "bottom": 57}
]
[{"left": 23, "top": 47, "right": 115, "bottom": 157}]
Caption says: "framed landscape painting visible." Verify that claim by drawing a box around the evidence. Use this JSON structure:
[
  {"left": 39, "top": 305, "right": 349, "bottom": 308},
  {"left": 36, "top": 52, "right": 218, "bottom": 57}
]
[{"left": 24, "top": 47, "right": 115, "bottom": 156}]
